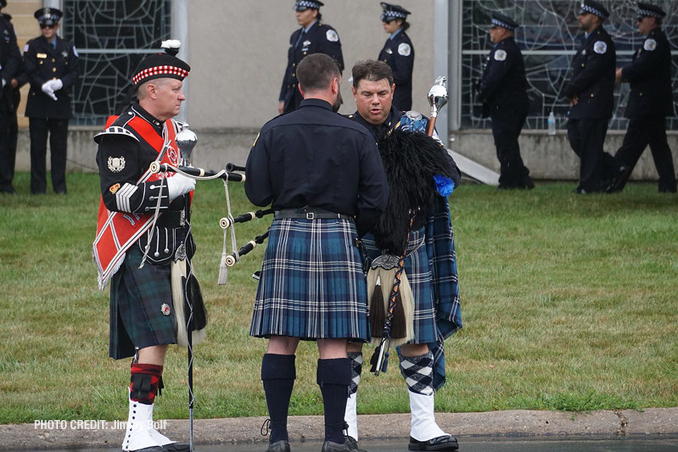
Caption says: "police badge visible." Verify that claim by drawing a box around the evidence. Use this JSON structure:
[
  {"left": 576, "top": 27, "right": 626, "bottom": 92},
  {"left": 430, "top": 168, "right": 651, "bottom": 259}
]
[{"left": 107, "top": 156, "right": 125, "bottom": 173}]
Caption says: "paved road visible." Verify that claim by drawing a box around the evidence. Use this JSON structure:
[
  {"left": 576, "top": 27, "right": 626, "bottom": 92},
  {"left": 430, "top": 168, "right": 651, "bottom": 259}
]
[
  {"left": 20, "top": 436, "right": 678, "bottom": 452},
  {"left": 2, "top": 409, "right": 676, "bottom": 451}
]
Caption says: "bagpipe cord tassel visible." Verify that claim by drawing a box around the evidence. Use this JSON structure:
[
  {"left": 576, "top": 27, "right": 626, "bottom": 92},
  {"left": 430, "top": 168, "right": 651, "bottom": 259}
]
[{"left": 218, "top": 179, "right": 238, "bottom": 285}]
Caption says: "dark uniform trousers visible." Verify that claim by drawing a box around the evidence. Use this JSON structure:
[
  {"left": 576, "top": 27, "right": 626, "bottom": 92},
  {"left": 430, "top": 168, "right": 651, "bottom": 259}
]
[
  {"left": 567, "top": 119, "right": 612, "bottom": 192},
  {"left": 616, "top": 117, "right": 676, "bottom": 193},
  {"left": 492, "top": 104, "right": 530, "bottom": 187},
  {"left": 30, "top": 118, "right": 69, "bottom": 194}
]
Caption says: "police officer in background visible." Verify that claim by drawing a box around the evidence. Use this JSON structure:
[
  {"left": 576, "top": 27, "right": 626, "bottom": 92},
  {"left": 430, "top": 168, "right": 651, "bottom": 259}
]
[
  {"left": 24, "top": 7, "right": 79, "bottom": 195},
  {"left": 278, "top": 1, "right": 344, "bottom": 114},
  {"left": 378, "top": 2, "right": 414, "bottom": 112},
  {"left": 476, "top": 13, "right": 534, "bottom": 190},
  {"left": 608, "top": 2, "right": 676, "bottom": 194},
  {"left": 563, "top": 0, "right": 616, "bottom": 194},
  {"left": 0, "top": 0, "right": 24, "bottom": 195}
]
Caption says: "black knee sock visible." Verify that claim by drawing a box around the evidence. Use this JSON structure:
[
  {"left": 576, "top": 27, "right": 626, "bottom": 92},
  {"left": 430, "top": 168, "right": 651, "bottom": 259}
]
[
  {"left": 262, "top": 353, "right": 296, "bottom": 443},
  {"left": 317, "top": 358, "right": 351, "bottom": 444}
]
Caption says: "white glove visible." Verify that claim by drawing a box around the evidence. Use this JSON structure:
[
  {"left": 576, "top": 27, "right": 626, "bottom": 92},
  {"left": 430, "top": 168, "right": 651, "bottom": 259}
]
[
  {"left": 166, "top": 174, "right": 196, "bottom": 201},
  {"left": 41, "top": 81, "right": 57, "bottom": 101},
  {"left": 51, "top": 79, "right": 63, "bottom": 91}
]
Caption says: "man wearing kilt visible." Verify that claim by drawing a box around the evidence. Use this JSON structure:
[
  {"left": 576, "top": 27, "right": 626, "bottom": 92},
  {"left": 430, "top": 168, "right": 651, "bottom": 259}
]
[
  {"left": 93, "top": 41, "right": 194, "bottom": 452},
  {"left": 245, "top": 53, "right": 389, "bottom": 452},
  {"left": 344, "top": 60, "right": 462, "bottom": 452}
]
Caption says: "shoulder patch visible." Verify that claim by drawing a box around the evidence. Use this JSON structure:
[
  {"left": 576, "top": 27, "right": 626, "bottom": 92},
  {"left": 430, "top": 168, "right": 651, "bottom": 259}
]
[
  {"left": 94, "top": 126, "right": 140, "bottom": 144},
  {"left": 326, "top": 29, "right": 339, "bottom": 42},
  {"left": 644, "top": 39, "right": 657, "bottom": 52},
  {"left": 398, "top": 43, "right": 412, "bottom": 57},
  {"left": 593, "top": 41, "right": 607, "bottom": 55},
  {"left": 107, "top": 156, "right": 126, "bottom": 173},
  {"left": 494, "top": 49, "right": 507, "bottom": 61}
]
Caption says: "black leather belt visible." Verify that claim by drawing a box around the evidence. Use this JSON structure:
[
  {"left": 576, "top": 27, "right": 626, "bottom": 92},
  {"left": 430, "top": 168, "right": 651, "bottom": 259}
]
[
  {"left": 275, "top": 207, "right": 353, "bottom": 220},
  {"left": 156, "top": 210, "right": 185, "bottom": 227}
]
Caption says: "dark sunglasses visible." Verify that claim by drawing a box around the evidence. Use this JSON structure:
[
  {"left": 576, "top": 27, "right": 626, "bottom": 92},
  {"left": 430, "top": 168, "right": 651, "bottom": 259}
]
[{"left": 40, "top": 24, "right": 55, "bottom": 29}]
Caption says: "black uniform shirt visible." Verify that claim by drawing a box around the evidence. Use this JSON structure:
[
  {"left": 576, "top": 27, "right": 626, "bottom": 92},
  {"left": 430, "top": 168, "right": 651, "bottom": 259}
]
[
  {"left": 378, "top": 29, "right": 414, "bottom": 111},
  {"left": 622, "top": 27, "right": 674, "bottom": 118},
  {"left": 477, "top": 36, "right": 528, "bottom": 117},
  {"left": 23, "top": 35, "right": 79, "bottom": 119},
  {"left": 279, "top": 20, "right": 344, "bottom": 110},
  {"left": 0, "top": 13, "right": 22, "bottom": 112},
  {"left": 563, "top": 25, "right": 616, "bottom": 120},
  {"left": 245, "top": 98, "right": 389, "bottom": 236}
]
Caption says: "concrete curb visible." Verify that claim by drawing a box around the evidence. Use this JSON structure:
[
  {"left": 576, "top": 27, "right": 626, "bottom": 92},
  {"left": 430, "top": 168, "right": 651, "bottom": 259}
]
[{"left": 1, "top": 408, "right": 676, "bottom": 450}]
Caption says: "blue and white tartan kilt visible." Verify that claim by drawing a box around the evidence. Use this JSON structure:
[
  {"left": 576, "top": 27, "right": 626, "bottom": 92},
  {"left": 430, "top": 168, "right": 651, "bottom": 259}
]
[
  {"left": 362, "top": 226, "right": 438, "bottom": 345},
  {"left": 250, "top": 218, "right": 369, "bottom": 341}
]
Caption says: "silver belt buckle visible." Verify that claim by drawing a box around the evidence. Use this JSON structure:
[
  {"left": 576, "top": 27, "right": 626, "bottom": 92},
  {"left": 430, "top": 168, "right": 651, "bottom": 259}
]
[{"left": 306, "top": 212, "right": 315, "bottom": 220}]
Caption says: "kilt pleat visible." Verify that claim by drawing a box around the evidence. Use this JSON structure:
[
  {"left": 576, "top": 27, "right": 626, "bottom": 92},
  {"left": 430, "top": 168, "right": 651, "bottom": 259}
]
[
  {"left": 250, "top": 218, "right": 369, "bottom": 341},
  {"left": 363, "top": 227, "right": 438, "bottom": 344},
  {"left": 109, "top": 247, "right": 177, "bottom": 359}
]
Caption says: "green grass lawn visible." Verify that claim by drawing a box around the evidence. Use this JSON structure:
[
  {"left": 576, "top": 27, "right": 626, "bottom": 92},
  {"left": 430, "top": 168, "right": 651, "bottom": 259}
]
[{"left": 0, "top": 172, "right": 676, "bottom": 424}]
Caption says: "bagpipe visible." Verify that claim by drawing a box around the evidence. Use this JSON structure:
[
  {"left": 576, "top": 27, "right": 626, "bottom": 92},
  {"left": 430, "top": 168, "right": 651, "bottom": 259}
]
[
  {"left": 149, "top": 129, "right": 273, "bottom": 284},
  {"left": 369, "top": 76, "right": 450, "bottom": 376}
]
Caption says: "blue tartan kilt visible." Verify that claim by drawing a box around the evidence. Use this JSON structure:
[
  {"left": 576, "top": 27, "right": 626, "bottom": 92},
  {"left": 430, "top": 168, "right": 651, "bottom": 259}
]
[
  {"left": 250, "top": 218, "right": 369, "bottom": 341},
  {"left": 109, "top": 246, "right": 177, "bottom": 359},
  {"left": 363, "top": 226, "right": 438, "bottom": 344}
]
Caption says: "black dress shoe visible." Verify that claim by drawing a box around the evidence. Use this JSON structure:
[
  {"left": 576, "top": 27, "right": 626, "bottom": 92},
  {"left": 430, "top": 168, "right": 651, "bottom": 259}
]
[
  {"left": 322, "top": 440, "right": 350, "bottom": 452},
  {"left": 408, "top": 435, "right": 459, "bottom": 451},
  {"left": 607, "top": 165, "right": 633, "bottom": 193},
  {"left": 161, "top": 443, "right": 192, "bottom": 452},
  {"left": 344, "top": 435, "right": 367, "bottom": 452},
  {"left": 266, "top": 439, "right": 291, "bottom": 452}
]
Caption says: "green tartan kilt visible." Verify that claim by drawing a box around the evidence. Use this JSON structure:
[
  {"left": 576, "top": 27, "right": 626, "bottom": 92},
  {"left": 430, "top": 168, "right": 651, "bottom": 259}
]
[{"left": 109, "top": 246, "right": 177, "bottom": 359}]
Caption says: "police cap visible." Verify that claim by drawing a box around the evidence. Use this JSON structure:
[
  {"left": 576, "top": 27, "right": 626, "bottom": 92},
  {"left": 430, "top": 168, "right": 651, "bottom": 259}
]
[
  {"left": 0, "top": 1, "right": 7, "bottom": 9},
  {"left": 131, "top": 40, "right": 191, "bottom": 87},
  {"left": 380, "top": 3, "right": 411, "bottom": 22},
  {"left": 579, "top": 0, "right": 609, "bottom": 19},
  {"left": 294, "top": 1, "right": 323, "bottom": 11},
  {"left": 637, "top": 2, "right": 666, "bottom": 19},
  {"left": 34, "top": 7, "right": 63, "bottom": 26},
  {"left": 491, "top": 13, "right": 519, "bottom": 31}
]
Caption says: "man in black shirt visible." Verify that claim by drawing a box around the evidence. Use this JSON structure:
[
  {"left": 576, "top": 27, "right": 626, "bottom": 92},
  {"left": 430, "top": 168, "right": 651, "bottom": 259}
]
[
  {"left": 477, "top": 13, "right": 533, "bottom": 190},
  {"left": 563, "top": 0, "right": 616, "bottom": 194},
  {"left": 608, "top": 2, "right": 676, "bottom": 193},
  {"left": 246, "top": 53, "right": 388, "bottom": 452},
  {"left": 345, "top": 60, "right": 462, "bottom": 452}
]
